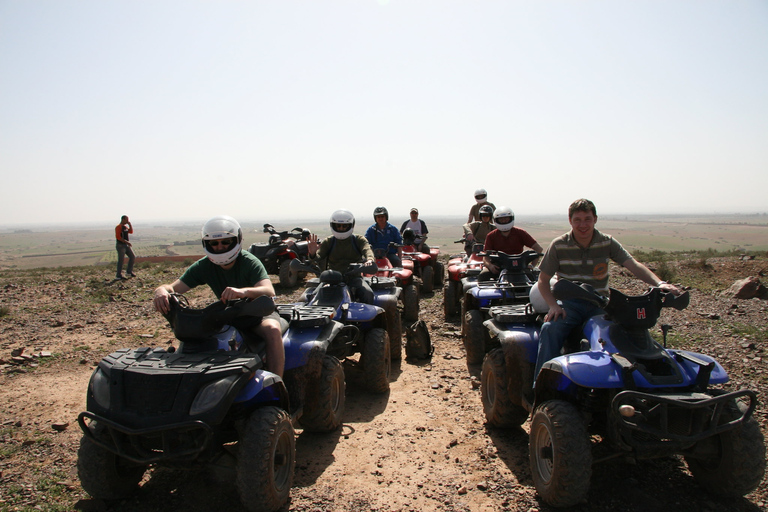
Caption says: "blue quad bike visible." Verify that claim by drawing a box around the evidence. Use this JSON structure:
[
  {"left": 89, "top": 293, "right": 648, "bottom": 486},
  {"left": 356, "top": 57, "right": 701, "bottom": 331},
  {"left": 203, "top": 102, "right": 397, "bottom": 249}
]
[
  {"left": 77, "top": 293, "right": 352, "bottom": 512},
  {"left": 461, "top": 250, "right": 542, "bottom": 364},
  {"left": 290, "top": 258, "right": 398, "bottom": 384},
  {"left": 480, "top": 279, "right": 766, "bottom": 507}
]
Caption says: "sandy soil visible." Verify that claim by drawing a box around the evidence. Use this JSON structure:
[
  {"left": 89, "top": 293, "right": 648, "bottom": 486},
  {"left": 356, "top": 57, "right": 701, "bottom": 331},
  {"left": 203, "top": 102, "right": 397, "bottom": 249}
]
[{"left": 0, "top": 256, "right": 767, "bottom": 511}]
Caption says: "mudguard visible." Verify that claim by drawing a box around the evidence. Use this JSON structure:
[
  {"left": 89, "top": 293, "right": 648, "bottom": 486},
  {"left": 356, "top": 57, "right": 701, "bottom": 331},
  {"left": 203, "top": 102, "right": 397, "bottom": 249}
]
[
  {"left": 282, "top": 321, "right": 342, "bottom": 370},
  {"left": 234, "top": 369, "right": 289, "bottom": 411},
  {"left": 345, "top": 303, "right": 383, "bottom": 322},
  {"left": 484, "top": 320, "right": 539, "bottom": 363}
]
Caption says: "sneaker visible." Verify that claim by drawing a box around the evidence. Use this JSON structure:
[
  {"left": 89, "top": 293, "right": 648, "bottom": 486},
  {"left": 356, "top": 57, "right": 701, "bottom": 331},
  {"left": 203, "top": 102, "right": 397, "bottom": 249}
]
[
  {"left": 116, "top": 274, "right": 125, "bottom": 280},
  {"left": 128, "top": 273, "right": 137, "bottom": 278}
]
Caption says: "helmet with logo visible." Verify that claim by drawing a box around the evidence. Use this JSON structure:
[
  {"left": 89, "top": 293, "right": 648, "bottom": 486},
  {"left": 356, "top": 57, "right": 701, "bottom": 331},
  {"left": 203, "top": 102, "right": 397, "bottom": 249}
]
[
  {"left": 373, "top": 206, "right": 389, "bottom": 221},
  {"left": 201, "top": 215, "right": 243, "bottom": 266},
  {"left": 474, "top": 188, "right": 488, "bottom": 203},
  {"left": 493, "top": 206, "right": 515, "bottom": 231},
  {"left": 330, "top": 209, "right": 355, "bottom": 240}
]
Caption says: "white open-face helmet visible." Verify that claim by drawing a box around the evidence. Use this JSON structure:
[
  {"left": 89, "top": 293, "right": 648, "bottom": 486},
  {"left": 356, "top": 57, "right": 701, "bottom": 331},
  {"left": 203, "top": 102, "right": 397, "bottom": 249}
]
[
  {"left": 529, "top": 276, "right": 557, "bottom": 313},
  {"left": 493, "top": 206, "right": 515, "bottom": 231},
  {"left": 330, "top": 209, "right": 355, "bottom": 240},
  {"left": 474, "top": 188, "right": 488, "bottom": 203},
  {"left": 202, "top": 215, "right": 243, "bottom": 266}
]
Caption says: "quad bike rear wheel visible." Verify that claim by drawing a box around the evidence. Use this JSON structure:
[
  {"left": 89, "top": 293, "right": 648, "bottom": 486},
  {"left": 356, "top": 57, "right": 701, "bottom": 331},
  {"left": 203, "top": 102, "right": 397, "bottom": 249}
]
[
  {"left": 684, "top": 396, "right": 766, "bottom": 497},
  {"left": 420, "top": 265, "right": 434, "bottom": 293},
  {"left": 237, "top": 406, "right": 295, "bottom": 512},
  {"left": 77, "top": 426, "right": 147, "bottom": 500},
  {"left": 433, "top": 260, "right": 445, "bottom": 288},
  {"left": 529, "top": 400, "right": 592, "bottom": 507},
  {"left": 300, "top": 355, "right": 346, "bottom": 432},
  {"left": 443, "top": 280, "right": 460, "bottom": 318},
  {"left": 481, "top": 348, "right": 529, "bottom": 427},
  {"left": 278, "top": 259, "right": 298, "bottom": 287},
  {"left": 362, "top": 327, "right": 391, "bottom": 393},
  {"left": 463, "top": 309, "right": 486, "bottom": 364},
  {"left": 379, "top": 295, "right": 402, "bottom": 360},
  {"left": 402, "top": 283, "right": 419, "bottom": 322}
]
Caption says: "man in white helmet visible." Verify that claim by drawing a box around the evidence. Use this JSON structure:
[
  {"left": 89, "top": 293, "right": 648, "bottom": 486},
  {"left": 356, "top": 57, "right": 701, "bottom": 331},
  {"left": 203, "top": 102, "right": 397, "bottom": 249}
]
[
  {"left": 477, "top": 206, "right": 543, "bottom": 281},
  {"left": 467, "top": 188, "right": 496, "bottom": 223},
  {"left": 307, "top": 209, "right": 376, "bottom": 303},
  {"left": 153, "top": 215, "right": 285, "bottom": 377}
]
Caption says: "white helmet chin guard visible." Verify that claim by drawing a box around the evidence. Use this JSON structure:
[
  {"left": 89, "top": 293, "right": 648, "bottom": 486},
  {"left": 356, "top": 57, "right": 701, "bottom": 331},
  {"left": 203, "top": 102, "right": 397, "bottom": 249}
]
[
  {"left": 202, "top": 215, "right": 243, "bottom": 266},
  {"left": 493, "top": 206, "right": 515, "bottom": 232},
  {"left": 330, "top": 209, "right": 355, "bottom": 240}
]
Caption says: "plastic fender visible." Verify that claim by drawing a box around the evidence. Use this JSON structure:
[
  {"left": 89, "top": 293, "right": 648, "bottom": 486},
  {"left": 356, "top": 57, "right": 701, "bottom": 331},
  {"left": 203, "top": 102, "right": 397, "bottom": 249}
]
[
  {"left": 542, "top": 352, "right": 625, "bottom": 388},
  {"left": 670, "top": 350, "right": 730, "bottom": 385},
  {"left": 487, "top": 322, "right": 539, "bottom": 363},
  {"left": 346, "top": 303, "right": 383, "bottom": 323},
  {"left": 429, "top": 248, "right": 440, "bottom": 262},
  {"left": 402, "top": 259, "right": 414, "bottom": 271},
  {"left": 583, "top": 315, "right": 617, "bottom": 351},
  {"left": 374, "top": 289, "right": 401, "bottom": 302},
  {"left": 282, "top": 326, "right": 328, "bottom": 370},
  {"left": 234, "top": 370, "right": 289, "bottom": 410}
]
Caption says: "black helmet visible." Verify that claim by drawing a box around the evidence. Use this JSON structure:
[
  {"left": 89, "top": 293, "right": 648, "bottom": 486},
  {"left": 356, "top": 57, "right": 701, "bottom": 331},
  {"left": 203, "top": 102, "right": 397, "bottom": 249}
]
[
  {"left": 373, "top": 206, "right": 389, "bottom": 221},
  {"left": 402, "top": 228, "right": 416, "bottom": 245},
  {"left": 479, "top": 205, "right": 494, "bottom": 218}
]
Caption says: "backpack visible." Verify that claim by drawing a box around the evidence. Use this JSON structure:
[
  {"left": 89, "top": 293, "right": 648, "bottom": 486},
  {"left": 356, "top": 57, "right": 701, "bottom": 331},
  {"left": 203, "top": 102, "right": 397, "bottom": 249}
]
[{"left": 405, "top": 320, "right": 433, "bottom": 359}]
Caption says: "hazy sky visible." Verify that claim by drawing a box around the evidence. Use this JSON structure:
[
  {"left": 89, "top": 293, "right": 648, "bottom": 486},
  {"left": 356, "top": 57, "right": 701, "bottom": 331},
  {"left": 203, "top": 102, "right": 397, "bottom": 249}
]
[{"left": 1, "top": 0, "right": 766, "bottom": 227}]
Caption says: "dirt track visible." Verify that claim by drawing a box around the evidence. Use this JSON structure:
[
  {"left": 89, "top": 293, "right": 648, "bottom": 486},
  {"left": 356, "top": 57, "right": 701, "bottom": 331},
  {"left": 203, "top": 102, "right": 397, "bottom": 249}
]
[{"left": 1, "top": 257, "right": 767, "bottom": 511}]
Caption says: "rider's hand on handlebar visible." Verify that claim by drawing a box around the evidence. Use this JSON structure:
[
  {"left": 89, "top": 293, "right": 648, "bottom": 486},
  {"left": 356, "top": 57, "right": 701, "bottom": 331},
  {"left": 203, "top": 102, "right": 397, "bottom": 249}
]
[
  {"left": 659, "top": 282, "right": 684, "bottom": 296},
  {"left": 153, "top": 287, "right": 171, "bottom": 314},
  {"left": 220, "top": 286, "right": 247, "bottom": 303}
]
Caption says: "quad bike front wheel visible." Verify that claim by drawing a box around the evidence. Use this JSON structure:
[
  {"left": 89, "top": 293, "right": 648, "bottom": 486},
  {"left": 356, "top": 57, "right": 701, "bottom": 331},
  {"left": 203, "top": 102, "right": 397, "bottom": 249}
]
[
  {"left": 529, "top": 400, "right": 592, "bottom": 507},
  {"left": 481, "top": 348, "right": 529, "bottom": 427},
  {"left": 684, "top": 396, "right": 766, "bottom": 497},
  {"left": 300, "top": 355, "right": 346, "bottom": 433},
  {"left": 77, "top": 426, "right": 147, "bottom": 500},
  {"left": 237, "top": 406, "right": 295, "bottom": 512},
  {"left": 362, "top": 327, "right": 391, "bottom": 393}
]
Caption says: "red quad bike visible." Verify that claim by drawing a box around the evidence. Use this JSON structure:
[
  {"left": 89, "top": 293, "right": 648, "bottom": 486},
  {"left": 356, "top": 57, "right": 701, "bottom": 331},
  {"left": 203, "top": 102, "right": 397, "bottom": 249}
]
[
  {"left": 248, "top": 224, "right": 312, "bottom": 287},
  {"left": 370, "top": 245, "right": 420, "bottom": 323},
  {"left": 400, "top": 231, "right": 444, "bottom": 294},
  {"left": 443, "top": 239, "right": 485, "bottom": 318}
]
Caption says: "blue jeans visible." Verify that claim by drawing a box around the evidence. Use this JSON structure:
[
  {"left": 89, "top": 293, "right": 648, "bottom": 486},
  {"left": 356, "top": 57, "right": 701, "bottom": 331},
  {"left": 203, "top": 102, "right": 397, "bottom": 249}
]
[
  {"left": 116, "top": 242, "right": 135, "bottom": 277},
  {"left": 534, "top": 298, "right": 604, "bottom": 381},
  {"left": 387, "top": 253, "right": 402, "bottom": 268}
]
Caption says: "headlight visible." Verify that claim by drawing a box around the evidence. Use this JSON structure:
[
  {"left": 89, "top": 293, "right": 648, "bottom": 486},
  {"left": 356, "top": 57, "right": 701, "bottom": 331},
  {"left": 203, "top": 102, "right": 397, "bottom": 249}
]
[
  {"left": 190, "top": 375, "right": 238, "bottom": 416},
  {"left": 90, "top": 368, "right": 111, "bottom": 409}
]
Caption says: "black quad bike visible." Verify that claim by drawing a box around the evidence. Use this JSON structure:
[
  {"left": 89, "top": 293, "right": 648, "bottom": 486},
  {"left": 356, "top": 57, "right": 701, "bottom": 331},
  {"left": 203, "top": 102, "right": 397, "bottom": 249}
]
[
  {"left": 77, "top": 296, "right": 296, "bottom": 512},
  {"left": 480, "top": 280, "right": 766, "bottom": 507},
  {"left": 248, "top": 224, "right": 312, "bottom": 287}
]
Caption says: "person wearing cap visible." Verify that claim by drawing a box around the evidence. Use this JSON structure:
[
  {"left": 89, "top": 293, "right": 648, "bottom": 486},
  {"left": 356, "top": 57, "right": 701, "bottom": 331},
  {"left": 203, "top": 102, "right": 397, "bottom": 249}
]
[
  {"left": 467, "top": 188, "right": 496, "bottom": 223},
  {"left": 400, "top": 208, "right": 430, "bottom": 253}
]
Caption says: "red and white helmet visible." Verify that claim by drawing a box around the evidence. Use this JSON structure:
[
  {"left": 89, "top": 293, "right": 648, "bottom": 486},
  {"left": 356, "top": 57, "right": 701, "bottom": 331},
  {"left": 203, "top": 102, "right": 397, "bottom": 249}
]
[
  {"left": 330, "top": 209, "right": 355, "bottom": 240},
  {"left": 493, "top": 206, "right": 515, "bottom": 231},
  {"left": 201, "top": 215, "right": 243, "bottom": 266}
]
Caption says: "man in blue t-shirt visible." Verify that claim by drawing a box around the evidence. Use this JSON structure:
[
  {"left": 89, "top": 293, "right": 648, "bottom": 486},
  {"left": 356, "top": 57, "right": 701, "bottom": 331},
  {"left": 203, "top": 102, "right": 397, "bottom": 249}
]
[
  {"left": 153, "top": 215, "right": 284, "bottom": 377},
  {"left": 365, "top": 206, "right": 403, "bottom": 267}
]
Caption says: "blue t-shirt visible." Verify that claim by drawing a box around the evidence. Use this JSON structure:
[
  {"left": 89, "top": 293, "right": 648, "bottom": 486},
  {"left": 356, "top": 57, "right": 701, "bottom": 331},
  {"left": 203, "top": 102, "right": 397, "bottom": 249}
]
[{"left": 365, "top": 223, "right": 403, "bottom": 255}]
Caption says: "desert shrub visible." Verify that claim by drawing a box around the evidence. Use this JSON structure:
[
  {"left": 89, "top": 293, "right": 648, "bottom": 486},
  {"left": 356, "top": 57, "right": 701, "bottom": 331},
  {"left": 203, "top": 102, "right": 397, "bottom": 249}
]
[{"left": 0, "top": 305, "right": 10, "bottom": 318}]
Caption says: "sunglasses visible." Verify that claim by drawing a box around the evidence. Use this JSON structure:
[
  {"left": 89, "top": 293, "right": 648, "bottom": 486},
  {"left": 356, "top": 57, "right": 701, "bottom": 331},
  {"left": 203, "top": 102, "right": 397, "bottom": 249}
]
[{"left": 208, "top": 239, "right": 233, "bottom": 247}]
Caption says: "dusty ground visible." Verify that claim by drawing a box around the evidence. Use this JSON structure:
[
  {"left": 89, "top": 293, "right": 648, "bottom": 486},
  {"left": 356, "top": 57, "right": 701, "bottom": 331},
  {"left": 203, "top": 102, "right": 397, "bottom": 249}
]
[{"left": 0, "top": 256, "right": 767, "bottom": 512}]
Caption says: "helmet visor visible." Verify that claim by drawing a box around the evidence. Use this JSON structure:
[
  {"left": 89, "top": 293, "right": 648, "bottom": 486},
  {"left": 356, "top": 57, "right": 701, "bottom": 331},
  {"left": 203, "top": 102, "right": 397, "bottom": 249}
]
[
  {"left": 331, "top": 222, "right": 352, "bottom": 233},
  {"left": 495, "top": 216, "right": 513, "bottom": 225},
  {"left": 204, "top": 237, "right": 237, "bottom": 254}
]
